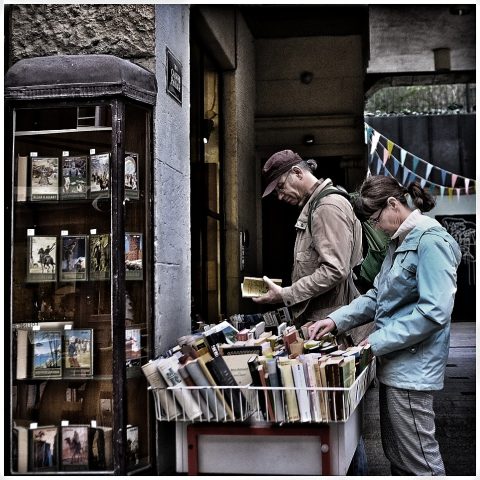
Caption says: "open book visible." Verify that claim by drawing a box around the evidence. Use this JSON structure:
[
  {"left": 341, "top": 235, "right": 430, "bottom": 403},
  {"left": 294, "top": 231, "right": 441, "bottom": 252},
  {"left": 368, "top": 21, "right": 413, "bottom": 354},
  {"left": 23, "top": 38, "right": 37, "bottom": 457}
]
[{"left": 241, "top": 277, "right": 282, "bottom": 298}]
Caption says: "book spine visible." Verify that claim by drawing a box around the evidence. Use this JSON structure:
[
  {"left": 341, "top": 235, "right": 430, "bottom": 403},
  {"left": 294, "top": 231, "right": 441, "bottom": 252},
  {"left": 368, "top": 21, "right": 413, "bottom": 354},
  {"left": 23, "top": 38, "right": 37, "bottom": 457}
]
[
  {"left": 291, "top": 363, "right": 312, "bottom": 422},
  {"left": 156, "top": 357, "right": 202, "bottom": 420},
  {"left": 16, "top": 155, "right": 28, "bottom": 202},
  {"left": 266, "top": 359, "right": 285, "bottom": 422},
  {"left": 185, "top": 360, "right": 228, "bottom": 421},
  {"left": 278, "top": 363, "right": 300, "bottom": 422}
]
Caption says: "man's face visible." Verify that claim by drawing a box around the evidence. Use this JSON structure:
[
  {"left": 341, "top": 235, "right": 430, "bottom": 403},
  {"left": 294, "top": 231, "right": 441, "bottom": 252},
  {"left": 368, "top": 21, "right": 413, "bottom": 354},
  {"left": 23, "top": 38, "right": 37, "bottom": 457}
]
[{"left": 274, "top": 168, "right": 304, "bottom": 205}]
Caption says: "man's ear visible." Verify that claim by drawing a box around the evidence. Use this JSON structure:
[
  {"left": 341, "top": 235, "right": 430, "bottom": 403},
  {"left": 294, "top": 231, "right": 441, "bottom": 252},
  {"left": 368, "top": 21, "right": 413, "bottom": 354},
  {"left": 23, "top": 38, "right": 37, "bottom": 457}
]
[{"left": 292, "top": 166, "right": 303, "bottom": 178}]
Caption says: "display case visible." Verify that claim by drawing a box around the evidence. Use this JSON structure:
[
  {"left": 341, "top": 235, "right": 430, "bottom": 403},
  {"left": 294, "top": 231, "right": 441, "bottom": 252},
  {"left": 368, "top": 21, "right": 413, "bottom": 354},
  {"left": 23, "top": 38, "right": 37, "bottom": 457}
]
[{"left": 5, "top": 55, "right": 157, "bottom": 475}]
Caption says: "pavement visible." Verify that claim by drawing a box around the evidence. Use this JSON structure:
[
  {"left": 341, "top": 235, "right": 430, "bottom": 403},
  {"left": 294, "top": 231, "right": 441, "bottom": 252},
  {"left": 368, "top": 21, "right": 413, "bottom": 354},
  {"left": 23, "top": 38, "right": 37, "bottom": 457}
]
[{"left": 363, "top": 322, "right": 477, "bottom": 476}]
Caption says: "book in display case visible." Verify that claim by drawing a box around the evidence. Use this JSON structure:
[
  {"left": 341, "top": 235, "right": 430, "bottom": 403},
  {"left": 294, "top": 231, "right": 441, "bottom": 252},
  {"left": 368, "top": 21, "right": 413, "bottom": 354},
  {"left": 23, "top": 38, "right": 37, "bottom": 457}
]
[{"left": 6, "top": 54, "right": 157, "bottom": 475}]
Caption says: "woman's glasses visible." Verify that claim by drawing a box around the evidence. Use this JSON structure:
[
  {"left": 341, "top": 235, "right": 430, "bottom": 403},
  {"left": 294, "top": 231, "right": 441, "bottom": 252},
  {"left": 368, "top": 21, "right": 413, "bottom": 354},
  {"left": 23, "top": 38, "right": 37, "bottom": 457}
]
[{"left": 368, "top": 204, "right": 387, "bottom": 226}]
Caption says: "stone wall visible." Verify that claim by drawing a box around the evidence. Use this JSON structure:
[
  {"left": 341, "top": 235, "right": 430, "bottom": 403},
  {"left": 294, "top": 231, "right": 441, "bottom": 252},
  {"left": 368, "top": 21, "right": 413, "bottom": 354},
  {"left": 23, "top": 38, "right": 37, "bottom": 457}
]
[{"left": 8, "top": 4, "right": 156, "bottom": 71}]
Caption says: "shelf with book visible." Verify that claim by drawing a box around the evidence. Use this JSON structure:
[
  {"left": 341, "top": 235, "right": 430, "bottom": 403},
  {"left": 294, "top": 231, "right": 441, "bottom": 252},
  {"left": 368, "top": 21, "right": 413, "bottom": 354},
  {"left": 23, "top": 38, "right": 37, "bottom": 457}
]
[
  {"left": 6, "top": 55, "right": 157, "bottom": 475},
  {"left": 148, "top": 358, "right": 375, "bottom": 424}
]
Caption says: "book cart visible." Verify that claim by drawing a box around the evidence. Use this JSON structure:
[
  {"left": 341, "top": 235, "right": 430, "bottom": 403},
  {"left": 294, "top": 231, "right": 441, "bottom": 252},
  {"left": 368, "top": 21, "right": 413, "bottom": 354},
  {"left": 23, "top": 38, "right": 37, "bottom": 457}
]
[
  {"left": 6, "top": 55, "right": 157, "bottom": 475},
  {"left": 150, "top": 358, "right": 376, "bottom": 475}
]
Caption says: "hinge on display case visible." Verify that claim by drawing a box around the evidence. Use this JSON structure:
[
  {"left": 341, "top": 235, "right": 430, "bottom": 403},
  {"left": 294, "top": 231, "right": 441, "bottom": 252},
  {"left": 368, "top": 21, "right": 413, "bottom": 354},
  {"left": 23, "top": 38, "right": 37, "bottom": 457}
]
[{"left": 116, "top": 119, "right": 122, "bottom": 144}]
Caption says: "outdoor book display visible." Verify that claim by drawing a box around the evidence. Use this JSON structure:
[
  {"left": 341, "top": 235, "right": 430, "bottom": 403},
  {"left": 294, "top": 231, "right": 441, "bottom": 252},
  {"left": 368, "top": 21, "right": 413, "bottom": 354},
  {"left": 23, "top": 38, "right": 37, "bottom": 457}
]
[
  {"left": 6, "top": 55, "right": 157, "bottom": 475},
  {"left": 145, "top": 313, "right": 376, "bottom": 475}
]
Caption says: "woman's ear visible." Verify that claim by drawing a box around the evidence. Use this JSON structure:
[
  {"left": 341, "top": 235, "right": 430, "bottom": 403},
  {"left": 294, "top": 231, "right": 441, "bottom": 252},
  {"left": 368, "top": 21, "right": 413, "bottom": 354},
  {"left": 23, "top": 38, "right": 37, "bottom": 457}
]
[{"left": 387, "top": 196, "right": 398, "bottom": 209}]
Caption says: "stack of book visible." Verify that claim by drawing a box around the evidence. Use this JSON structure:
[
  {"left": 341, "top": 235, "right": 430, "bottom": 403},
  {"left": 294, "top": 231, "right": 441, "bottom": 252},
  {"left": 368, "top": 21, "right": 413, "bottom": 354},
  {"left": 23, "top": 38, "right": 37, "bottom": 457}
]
[
  {"left": 12, "top": 421, "right": 119, "bottom": 473},
  {"left": 144, "top": 318, "right": 374, "bottom": 424}
]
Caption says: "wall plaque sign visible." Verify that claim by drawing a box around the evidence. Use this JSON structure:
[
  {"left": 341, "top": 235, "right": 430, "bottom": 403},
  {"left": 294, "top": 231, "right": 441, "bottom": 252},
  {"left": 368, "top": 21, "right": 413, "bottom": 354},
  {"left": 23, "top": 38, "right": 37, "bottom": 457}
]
[{"left": 166, "top": 48, "right": 182, "bottom": 105}]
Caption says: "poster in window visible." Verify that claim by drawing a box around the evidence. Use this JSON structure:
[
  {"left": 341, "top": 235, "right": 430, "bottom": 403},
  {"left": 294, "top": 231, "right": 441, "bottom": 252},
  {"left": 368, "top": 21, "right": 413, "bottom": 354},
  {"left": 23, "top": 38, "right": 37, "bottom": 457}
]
[
  {"left": 63, "top": 329, "right": 93, "bottom": 377},
  {"left": 60, "top": 425, "right": 89, "bottom": 470},
  {"left": 32, "top": 330, "right": 62, "bottom": 379},
  {"left": 125, "top": 233, "right": 143, "bottom": 280},
  {"left": 27, "top": 235, "right": 57, "bottom": 283},
  {"left": 30, "top": 156, "right": 59, "bottom": 201},
  {"left": 60, "top": 155, "right": 88, "bottom": 200},
  {"left": 60, "top": 235, "right": 88, "bottom": 282},
  {"left": 89, "top": 153, "right": 110, "bottom": 198},
  {"left": 125, "top": 152, "right": 139, "bottom": 199},
  {"left": 89, "top": 234, "right": 110, "bottom": 281}
]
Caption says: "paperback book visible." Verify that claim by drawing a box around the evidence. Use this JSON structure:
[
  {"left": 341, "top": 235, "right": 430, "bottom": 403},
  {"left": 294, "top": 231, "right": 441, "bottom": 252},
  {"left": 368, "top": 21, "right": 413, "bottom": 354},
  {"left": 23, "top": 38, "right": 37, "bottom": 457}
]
[
  {"left": 89, "top": 234, "right": 110, "bottom": 281},
  {"left": 27, "top": 235, "right": 57, "bottom": 283},
  {"left": 125, "top": 233, "right": 143, "bottom": 280},
  {"left": 63, "top": 329, "right": 93, "bottom": 377},
  {"left": 32, "top": 330, "right": 62, "bottom": 379},
  {"left": 241, "top": 277, "right": 282, "bottom": 298},
  {"left": 30, "top": 156, "right": 59, "bottom": 201},
  {"left": 60, "top": 425, "right": 89, "bottom": 470},
  {"left": 61, "top": 155, "right": 88, "bottom": 199},
  {"left": 60, "top": 235, "right": 88, "bottom": 282},
  {"left": 29, "top": 425, "right": 58, "bottom": 472}
]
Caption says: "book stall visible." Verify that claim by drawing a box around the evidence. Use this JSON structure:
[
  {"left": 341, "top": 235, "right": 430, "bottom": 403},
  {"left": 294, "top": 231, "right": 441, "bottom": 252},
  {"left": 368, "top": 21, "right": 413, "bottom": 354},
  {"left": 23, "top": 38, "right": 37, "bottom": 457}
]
[{"left": 144, "top": 307, "right": 376, "bottom": 475}]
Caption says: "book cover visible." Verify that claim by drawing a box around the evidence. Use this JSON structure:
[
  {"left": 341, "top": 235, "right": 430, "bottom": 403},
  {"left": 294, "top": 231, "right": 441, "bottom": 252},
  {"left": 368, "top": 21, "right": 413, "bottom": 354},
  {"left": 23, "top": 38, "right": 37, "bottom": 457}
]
[
  {"left": 291, "top": 361, "right": 312, "bottom": 422},
  {"left": 340, "top": 355, "right": 356, "bottom": 388},
  {"left": 126, "top": 425, "right": 140, "bottom": 469},
  {"left": 15, "top": 328, "right": 30, "bottom": 379},
  {"left": 89, "top": 152, "right": 110, "bottom": 197},
  {"left": 301, "top": 355, "right": 323, "bottom": 422},
  {"left": 178, "top": 363, "right": 214, "bottom": 421},
  {"left": 125, "top": 152, "right": 140, "bottom": 199},
  {"left": 125, "top": 233, "right": 143, "bottom": 280},
  {"left": 247, "top": 355, "right": 270, "bottom": 420},
  {"left": 88, "top": 425, "right": 113, "bottom": 470},
  {"left": 30, "top": 156, "right": 59, "bottom": 201},
  {"left": 27, "top": 235, "right": 57, "bottom": 283},
  {"left": 32, "top": 330, "right": 62, "bottom": 379},
  {"left": 156, "top": 356, "right": 203, "bottom": 420},
  {"left": 241, "top": 276, "right": 282, "bottom": 298},
  {"left": 141, "top": 360, "right": 181, "bottom": 420},
  {"left": 60, "top": 236, "right": 88, "bottom": 282},
  {"left": 63, "top": 329, "right": 93, "bottom": 377},
  {"left": 277, "top": 361, "right": 300, "bottom": 422},
  {"left": 205, "top": 355, "right": 248, "bottom": 418},
  {"left": 125, "top": 327, "right": 142, "bottom": 364},
  {"left": 89, "top": 234, "right": 110, "bottom": 281},
  {"left": 325, "top": 356, "right": 345, "bottom": 420},
  {"left": 197, "top": 354, "right": 235, "bottom": 421},
  {"left": 16, "top": 155, "right": 28, "bottom": 202},
  {"left": 12, "top": 425, "right": 29, "bottom": 473},
  {"left": 265, "top": 358, "right": 286, "bottom": 422},
  {"left": 60, "top": 155, "right": 88, "bottom": 199},
  {"left": 220, "top": 344, "right": 263, "bottom": 357},
  {"left": 184, "top": 358, "right": 229, "bottom": 421},
  {"left": 29, "top": 425, "right": 58, "bottom": 472},
  {"left": 60, "top": 425, "right": 89, "bottom": 470},
  {"left": 222, "top": 354, "right": 253, "bottom": 386},
  {"left": 257, "top": 364, "right": 276, "bottom": 421}
]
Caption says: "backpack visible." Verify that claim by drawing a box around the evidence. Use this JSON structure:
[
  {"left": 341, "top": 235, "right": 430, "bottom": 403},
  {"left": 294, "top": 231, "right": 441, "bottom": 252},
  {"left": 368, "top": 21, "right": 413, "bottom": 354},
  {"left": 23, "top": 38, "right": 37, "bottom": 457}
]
[{"left": 307, "top": 186, "right": 390, "bottom": 291}]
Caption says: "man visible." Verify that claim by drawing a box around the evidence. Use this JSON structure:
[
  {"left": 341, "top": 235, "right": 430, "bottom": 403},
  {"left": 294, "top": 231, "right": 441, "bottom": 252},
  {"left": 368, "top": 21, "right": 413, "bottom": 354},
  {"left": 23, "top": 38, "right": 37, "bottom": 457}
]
[
  {"left": 253, "top": 149, "right": 370, "bottom": 474},
  {"left": 253, "top": 149, "right": 367, "bottom": 337}
]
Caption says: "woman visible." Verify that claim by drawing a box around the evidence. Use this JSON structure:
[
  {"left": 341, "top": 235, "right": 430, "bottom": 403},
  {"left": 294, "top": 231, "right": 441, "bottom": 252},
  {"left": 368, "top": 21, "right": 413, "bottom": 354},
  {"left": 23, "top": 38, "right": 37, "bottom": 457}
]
[{"left": 308, "top": 175, "right": 461, "bottom": 476}]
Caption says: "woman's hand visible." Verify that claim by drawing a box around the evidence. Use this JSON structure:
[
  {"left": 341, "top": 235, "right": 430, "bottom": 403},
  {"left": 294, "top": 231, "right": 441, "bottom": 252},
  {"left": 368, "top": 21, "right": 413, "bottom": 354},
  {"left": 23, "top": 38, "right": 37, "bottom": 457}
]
[
  {"left": 308, "top": 318, "right": 337, "bottom": 340},
  {"left": 252, "top": 276, "right": 283, "bottom": 304}
]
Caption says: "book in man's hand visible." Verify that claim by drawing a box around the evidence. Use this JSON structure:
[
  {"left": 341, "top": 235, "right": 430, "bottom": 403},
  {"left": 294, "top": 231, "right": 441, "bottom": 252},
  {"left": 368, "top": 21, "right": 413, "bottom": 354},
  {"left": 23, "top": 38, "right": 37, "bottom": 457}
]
[{"left": 241, "top": 276, "right": 282, "bottom": 298}]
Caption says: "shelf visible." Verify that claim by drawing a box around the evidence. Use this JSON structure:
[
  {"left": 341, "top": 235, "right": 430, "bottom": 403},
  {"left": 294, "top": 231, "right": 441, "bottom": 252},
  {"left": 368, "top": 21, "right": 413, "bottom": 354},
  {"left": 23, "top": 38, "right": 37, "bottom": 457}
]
[{"left": 15, "top": 126, "right": 112, "bottom": 137}]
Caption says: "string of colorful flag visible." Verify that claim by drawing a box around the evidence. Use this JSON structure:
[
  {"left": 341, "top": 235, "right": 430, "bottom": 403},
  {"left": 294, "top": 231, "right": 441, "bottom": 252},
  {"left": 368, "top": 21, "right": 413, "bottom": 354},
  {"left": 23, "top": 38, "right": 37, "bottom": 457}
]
[{"left": 364, "top": 122, "right": 476, "bottom": 197}]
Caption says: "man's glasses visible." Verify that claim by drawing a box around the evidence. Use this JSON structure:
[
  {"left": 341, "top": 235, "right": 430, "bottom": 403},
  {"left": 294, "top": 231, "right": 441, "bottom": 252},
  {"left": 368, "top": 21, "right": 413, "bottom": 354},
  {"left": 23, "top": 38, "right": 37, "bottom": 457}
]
[{"left": 275, "top": 169, "right": 293, "bottom": 195}]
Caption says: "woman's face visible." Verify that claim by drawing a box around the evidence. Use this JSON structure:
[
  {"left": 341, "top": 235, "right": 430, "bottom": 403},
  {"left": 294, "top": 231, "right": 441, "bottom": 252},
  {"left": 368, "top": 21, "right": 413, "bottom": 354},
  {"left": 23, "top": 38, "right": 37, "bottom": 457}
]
[{"left": 368, "top": 198, "right": 405, "bottom": 236}]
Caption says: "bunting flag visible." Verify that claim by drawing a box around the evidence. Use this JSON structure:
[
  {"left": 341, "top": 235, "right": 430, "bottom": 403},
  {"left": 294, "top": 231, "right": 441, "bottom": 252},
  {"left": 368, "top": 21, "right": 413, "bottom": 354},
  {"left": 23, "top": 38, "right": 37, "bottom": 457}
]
[
  {"left": 440, "top": 169, "right": 447, "bottom": 186},
  {"left": 370, "top": 131, "right": 381, "bottom": 155},
  {"left": 383, "top": 146, "right": 389, "bottom": 166},
  {"left": 425, "top": 163, "right": 433, "bottom": 180},
  {"left": 387, "top": 139, "right": 394, "bottom": 158},
  {"left": 412, "top": 156, "right": 420, "bottom": 173},
  {"left": 365, "top": 122, "right": 476, "bottom": 197},
  {"left": 451, "top": 174, "right": 458, "bottom": 188}
]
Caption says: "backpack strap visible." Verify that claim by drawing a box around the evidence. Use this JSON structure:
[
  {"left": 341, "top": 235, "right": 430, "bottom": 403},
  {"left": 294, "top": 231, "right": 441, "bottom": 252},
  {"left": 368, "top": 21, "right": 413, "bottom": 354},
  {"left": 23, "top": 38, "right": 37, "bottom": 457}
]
[{"left": 307, "top": 186, "right": 350, "bottom": 234}]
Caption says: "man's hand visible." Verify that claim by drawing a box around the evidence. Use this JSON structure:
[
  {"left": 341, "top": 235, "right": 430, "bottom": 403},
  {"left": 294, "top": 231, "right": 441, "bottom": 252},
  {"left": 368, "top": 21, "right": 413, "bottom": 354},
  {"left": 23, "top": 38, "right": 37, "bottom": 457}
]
[
  {"left": 308, "top": 318, "right": 336, "bottom": 340},
  {"left": 251, "top": 276, "right": 283, "bottom": 304}
]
